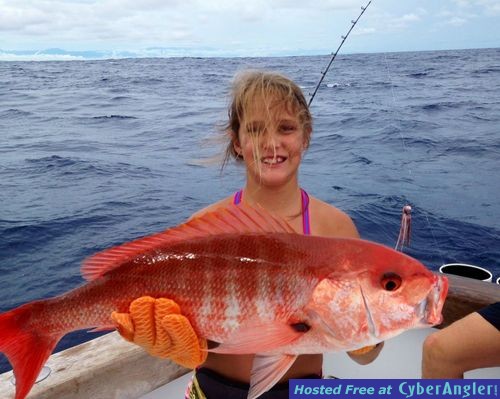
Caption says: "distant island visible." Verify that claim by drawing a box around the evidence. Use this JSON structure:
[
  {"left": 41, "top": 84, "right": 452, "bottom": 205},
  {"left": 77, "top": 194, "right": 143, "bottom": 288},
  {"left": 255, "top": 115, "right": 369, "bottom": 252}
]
[{"left": 0, "top": 46, "right": 329, "bottom": 61}]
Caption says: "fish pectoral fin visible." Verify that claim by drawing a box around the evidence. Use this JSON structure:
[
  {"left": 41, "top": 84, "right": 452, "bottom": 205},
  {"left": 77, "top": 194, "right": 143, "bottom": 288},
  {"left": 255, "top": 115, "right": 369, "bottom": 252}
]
[
  {"left": 248, "top": 353, "right": 297, "bottom": 399},
  {"left": 89, "top": 325, "right": 116, "bottom": 333},
  {"left": 209, "top": 321, "right": 305, "bottom": 354}
]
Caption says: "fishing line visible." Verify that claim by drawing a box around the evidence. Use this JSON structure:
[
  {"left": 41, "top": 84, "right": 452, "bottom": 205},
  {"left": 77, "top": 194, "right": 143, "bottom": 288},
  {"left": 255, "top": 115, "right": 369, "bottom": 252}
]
[
  {"left": 306, "top": 1, "right": 415, "bottom": 251},
  {"left": 307, "top": 0, "right": 440, "bottom": 257},
  {"left": 382, "top": 54, "right": 446, "bottom": 264},
  {"left": 308, "top": 1, "right": 372, "bottom": 107}
]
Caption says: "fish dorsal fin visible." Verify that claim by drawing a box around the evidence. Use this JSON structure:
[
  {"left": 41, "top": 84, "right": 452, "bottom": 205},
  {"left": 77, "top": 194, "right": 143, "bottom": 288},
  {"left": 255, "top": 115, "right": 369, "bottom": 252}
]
[{"left": 81, "top": 203, "right": 296, "bottom": 281}]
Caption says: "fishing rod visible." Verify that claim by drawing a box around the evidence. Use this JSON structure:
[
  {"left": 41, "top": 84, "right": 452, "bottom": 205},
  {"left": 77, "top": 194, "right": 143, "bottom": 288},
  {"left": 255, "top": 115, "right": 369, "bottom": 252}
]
[
  {"left": 308, "top": 1, "right": 372, "bottom": 107},
  {"left": 308, "top": 1, "right": 413, "bottom": 252}
]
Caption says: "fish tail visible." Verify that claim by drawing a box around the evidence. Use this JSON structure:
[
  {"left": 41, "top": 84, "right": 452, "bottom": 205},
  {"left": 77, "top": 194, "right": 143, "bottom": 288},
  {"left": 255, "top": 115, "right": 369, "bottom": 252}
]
[{"left": 0, "top": 301, "right": 62, "bottom": 399}]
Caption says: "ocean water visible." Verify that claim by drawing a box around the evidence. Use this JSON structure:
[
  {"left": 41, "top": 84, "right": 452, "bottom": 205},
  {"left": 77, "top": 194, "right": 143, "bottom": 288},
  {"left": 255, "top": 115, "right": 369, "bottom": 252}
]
[{"left": 1, "top": 48, "right": 499, "bottom": 373}]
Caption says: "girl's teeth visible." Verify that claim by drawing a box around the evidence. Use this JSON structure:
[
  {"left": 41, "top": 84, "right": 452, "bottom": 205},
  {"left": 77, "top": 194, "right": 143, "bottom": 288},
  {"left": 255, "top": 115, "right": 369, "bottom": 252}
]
[{"left": 263, "top": 157, "right": 284, "bottom": 164}]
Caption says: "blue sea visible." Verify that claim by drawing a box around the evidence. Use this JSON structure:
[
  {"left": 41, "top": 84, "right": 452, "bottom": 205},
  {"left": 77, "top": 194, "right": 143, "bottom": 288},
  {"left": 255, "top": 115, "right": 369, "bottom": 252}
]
[{"left": 1, "top": 48, "right": 499, "bottom": 373}]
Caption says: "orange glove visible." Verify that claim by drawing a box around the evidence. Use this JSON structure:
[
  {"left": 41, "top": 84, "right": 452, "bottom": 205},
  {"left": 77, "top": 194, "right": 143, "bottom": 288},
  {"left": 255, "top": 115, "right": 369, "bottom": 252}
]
[{"left": 111, "top": 296, "right": 207, "bottom": 369}]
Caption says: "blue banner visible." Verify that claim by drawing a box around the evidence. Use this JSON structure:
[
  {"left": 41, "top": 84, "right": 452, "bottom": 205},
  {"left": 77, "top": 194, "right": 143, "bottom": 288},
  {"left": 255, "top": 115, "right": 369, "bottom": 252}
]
[{"left": 289, "top": 379, "right": 499, "bottom": 399}]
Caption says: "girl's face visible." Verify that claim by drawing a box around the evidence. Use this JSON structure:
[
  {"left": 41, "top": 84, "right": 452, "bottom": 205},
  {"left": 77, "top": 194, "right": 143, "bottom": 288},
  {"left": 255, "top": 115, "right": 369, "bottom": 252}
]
[{"left": 234, "top": 100, "right": 309, "bottom": 188}]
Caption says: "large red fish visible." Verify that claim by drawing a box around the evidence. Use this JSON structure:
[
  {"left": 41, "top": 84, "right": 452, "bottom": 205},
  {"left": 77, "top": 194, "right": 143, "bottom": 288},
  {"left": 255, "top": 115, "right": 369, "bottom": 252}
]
[{"left": 0, "top": 204, "right": 448, "bottom": 399}]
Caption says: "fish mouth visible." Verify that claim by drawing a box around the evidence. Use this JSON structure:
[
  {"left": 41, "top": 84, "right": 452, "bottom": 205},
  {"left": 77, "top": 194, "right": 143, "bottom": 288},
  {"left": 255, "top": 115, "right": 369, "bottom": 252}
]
[{"left": 418, "top": 273, "right": 448, "bottom": 326}]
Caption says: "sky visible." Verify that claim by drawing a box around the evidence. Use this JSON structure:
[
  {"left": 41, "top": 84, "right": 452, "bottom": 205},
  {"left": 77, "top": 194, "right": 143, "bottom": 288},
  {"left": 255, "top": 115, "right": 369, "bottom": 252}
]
[{"left": 1, "top": 0, "right": 499, "bottom": 60}]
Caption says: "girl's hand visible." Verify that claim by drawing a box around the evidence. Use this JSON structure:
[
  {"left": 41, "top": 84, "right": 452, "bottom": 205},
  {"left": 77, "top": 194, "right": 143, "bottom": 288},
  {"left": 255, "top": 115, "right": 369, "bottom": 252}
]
[{"left": 347, "top": 342, "right": 384, "bottom": 365}]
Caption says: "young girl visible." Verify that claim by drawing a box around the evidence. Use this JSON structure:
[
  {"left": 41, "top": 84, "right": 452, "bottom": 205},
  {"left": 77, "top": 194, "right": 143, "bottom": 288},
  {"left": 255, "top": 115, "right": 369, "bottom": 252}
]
[{"left": 112, "top": 70, "right": 383, "bottom": 398}]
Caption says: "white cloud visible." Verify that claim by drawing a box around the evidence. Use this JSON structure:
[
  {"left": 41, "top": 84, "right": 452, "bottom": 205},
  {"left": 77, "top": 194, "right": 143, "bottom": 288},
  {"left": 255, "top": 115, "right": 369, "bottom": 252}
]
[
  {"left": 0, "top": 0, "right": 498, "bottom": 56},
  {"left": 384, "top": 11, "right": 425, "bottom": 30},
  {"left": 0, "top": 5, "right": 47, "bottom": 30},
  {"left": 297, "top": 0, "right": 362, "bottom": 11},
  {"left": 352, "top": 27, "right": 376, "bottom": 36},
  {"left": 238, "top": 0, "right": 271, "bottom": 22},
  {"left": 0, "top": 0, "right": 194, "bottom": 46},
  {"left": 401, "top": 13, "right": 421, "bottom": 22},
  {"left": 452, "top": 0, "right": 500, "bottom": 15},
  {"left": 195, "top": 0, "right": 361, "bottom": 12},
  {"left": 190, "top": 0, "right": 362, "bottom": 23},
  {"left": 1, "top": 0, "right": 378, "bottom": 54},
  {"left": 446, "top": 16, "right": 468, "bottom": 26},
  {"left": 438, "top": 0, "right": 500, "bottom": 29},
  {"left": 453, "top": 0, "right": 471, "bottom": 6}
]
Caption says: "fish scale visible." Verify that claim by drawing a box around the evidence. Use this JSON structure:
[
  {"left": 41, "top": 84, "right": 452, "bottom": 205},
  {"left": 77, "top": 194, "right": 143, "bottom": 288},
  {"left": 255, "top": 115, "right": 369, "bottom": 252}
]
[{"left": 145, "top": 235, "right": 322, "bottom": 340}]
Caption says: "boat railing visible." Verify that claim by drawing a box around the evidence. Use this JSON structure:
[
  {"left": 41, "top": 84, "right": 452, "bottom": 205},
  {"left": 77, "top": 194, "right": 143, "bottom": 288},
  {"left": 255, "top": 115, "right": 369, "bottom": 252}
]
[{"left": 0, "top": 332, "right": 189, "bottom": 399}]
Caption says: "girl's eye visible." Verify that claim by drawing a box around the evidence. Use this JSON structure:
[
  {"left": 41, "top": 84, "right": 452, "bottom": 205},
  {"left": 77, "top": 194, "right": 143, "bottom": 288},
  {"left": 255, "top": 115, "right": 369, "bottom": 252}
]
[
  {"left": 246, "top": 124, "right": 265, "bottom": 135},
  {"left": 279, "top": 124, "right": 297, "bottom": 133},
  {"left": 380, "top": 272, "right": 402, "bottom": 292}
]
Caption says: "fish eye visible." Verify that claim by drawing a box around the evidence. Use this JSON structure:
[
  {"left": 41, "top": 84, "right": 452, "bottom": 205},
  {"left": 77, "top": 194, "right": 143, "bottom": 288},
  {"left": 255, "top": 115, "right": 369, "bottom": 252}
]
[
  {"left": 291, "top": 322, "right": 310, "bottom": 333},
  {"left": 380, "top": 272, "right": 402, "bottom": 291}
]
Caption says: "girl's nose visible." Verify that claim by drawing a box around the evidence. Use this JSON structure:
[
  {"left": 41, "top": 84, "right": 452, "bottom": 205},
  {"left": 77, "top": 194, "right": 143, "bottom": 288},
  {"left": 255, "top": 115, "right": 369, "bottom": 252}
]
[{"left": 262, "top": 129, "right": 279, "bottom": 150}]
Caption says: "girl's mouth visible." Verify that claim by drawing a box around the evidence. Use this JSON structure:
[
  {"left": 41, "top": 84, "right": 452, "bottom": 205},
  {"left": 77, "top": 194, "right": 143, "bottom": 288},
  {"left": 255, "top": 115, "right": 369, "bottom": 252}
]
[{"left": 261, "top": 156, "right": 286, "bottom": 165}]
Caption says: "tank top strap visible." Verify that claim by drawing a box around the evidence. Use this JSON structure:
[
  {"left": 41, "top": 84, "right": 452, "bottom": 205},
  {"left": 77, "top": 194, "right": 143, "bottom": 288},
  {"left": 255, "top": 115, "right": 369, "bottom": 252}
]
[
  {"left": 300, "top": 189, "right": 311, "bottom": 236},
  {"left": 233, "top": 190, "right": 243, "bottom": 205}
]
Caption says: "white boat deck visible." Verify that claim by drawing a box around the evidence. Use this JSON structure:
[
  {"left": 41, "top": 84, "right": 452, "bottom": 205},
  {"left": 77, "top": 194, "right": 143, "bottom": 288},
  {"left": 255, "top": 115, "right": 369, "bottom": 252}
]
[
  {"left": 0, "top": 327, "right": 497, "bottom": 399},
  {"left": 140, "top": 328, "right": 500, "bottom": 398}
]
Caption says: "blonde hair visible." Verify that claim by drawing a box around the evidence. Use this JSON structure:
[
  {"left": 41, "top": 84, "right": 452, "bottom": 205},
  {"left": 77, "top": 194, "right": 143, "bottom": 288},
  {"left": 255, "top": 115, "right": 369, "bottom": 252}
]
[{"left": 221, "top": 70, "right": 312, "bottom": 171}]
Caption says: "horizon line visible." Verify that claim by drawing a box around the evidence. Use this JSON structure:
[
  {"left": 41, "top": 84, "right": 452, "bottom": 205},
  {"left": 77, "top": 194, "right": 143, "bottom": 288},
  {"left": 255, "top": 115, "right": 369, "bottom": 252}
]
[{"left": 0, "top": 45, "right": 498, "bottom": 62}]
